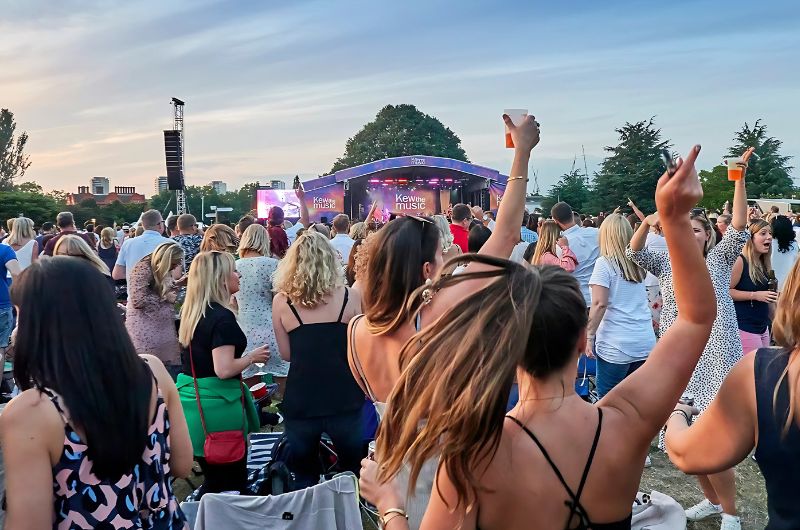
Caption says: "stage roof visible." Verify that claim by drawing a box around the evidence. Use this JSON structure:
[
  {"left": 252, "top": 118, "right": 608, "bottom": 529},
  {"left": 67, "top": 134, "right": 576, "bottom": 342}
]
[{"left": 303, "top": 155, "right": 508, "bottom": 190}]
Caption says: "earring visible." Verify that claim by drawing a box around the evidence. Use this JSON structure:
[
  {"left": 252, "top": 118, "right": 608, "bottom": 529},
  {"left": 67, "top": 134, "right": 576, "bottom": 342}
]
[{"left": 421, "top": 278, "right": 434, "bottom": 305}]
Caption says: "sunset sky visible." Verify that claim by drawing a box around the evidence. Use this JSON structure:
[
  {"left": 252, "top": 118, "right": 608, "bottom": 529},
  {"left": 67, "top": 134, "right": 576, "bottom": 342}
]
[{"left": 2, "top": 0, "right": 798, "bottom": 196}]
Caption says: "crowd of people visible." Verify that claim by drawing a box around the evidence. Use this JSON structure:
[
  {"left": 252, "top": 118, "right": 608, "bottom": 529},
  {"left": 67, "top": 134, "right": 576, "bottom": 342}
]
[{"left": 0, "top": 114, "right": 798, "bottom": 529}]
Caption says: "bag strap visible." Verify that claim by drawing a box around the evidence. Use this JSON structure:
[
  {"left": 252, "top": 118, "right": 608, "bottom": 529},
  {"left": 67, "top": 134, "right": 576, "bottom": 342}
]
[{"left": 189, "top": 342, "right": 247, "bottom": 435}]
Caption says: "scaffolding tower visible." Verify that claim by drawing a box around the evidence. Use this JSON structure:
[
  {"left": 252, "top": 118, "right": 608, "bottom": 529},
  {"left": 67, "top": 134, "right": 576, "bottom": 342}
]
[{"left": 172, "top": 98, "right": 187, "bottom": 214}]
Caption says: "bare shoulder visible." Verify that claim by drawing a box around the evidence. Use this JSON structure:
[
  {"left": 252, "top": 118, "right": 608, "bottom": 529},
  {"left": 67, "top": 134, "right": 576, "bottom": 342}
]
[{"left": 0, "top": 389, "right": 62, "bottom": 434}]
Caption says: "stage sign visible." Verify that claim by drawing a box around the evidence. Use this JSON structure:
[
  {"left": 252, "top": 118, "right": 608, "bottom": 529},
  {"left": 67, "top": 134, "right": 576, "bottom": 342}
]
[
  {"left": 489, "top": 182, "right": 506, "bottom": 211},
  {"left": 364, "top": 187, "right": 438, "bottom": 218},
  {"left": 304, "top": 185, "right": 345, "bottom": 222}
]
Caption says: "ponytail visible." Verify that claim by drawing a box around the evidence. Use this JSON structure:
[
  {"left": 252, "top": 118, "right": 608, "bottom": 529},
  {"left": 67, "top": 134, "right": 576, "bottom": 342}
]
[{"left": 377, "top": 254, "right": 542, "bottom": 509}]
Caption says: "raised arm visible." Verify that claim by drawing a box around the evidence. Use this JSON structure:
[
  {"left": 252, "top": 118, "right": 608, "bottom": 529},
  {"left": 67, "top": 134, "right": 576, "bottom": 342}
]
[
  {"left": 364, "top": 200, "right": 378, "bottom": 229},
  {"left": 601, "top": 145, "right": 717, "bottom": 441},
  {"left": 296, "top": 185, "right": 310, "bottom": 229},
  {"left": 626, "top": 213, "right": 667, "bottom": 277},
  {"left": 730, "top": 147, "right": 754, "bottom": 231},
  {"left": 628, "top": 198, "right": 646, "bottom": 222},
  {"left": 425, "top": 114, "right": 540, "bottom": 320}
]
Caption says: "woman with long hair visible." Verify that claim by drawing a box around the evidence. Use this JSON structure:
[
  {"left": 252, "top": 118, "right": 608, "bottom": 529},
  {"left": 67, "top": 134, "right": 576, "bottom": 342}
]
[
  {"left": 126, "top": 242, "right": 185, "bottom": 380},
  {"left": 770, "top": 215, "right": 799, "bottom": 291},
  {"left": 235, "top": 224, "right": 287, "bottom": 385},
  {"left": 267, "top": 206, "right": 289, "bottom": 258},
  {"left": 666, "top": 256, "right": 800, "bottom": 529},
  {"left": 353, "top": 114, "right": 540, "bottom": 528},
  {"left": 1, "top": 217, "right": 37, "bottom": 270},
  {"left": 176, "top": 251, "right": 267, "bottom": 496},
  {"left": 53, "top": 235, "right": 111, "bottom": 277},
  {"left": 199, "top": 224, "right": 238, "bottom": 254},
  {"left": 345, "top": 238, "right": 364, "bottom": 287},
  {"left": 530, "top": 219, "right": 578, "bottom": 271},
  {"left": 586, "top": 213, "right": 655, "bottom": 398},
  {"left": 360, "top": 145, "right": 716, "bottom": 530},
  {"left": 0, "top": 257, "right": 192, "bottom": 528},
  {"left": 628, "top": 147, "right": 754, "bottom": 527},
  {"left": 272, "top": 231, "right": 363, "bottom": 487},
  {"left": 97, "top": 226, "right": 119, "bottom": 274},
  {"left": 730, "top": 219, "right": 775, "bottom": 354}
]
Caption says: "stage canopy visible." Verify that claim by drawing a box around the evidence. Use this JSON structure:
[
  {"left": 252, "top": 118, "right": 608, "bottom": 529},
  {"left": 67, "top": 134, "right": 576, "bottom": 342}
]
[{"left": 300, "top": 155, "right": 509, "bottom": 221}]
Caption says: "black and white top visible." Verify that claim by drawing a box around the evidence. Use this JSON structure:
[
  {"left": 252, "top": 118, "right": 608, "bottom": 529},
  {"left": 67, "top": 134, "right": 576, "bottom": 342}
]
[{"left": 626, "top": 226, "right": 749, "bottom": 416}]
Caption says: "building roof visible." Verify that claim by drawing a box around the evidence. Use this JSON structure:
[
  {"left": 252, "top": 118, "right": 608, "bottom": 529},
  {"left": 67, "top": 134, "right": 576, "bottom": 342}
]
[{"left": 67, "top": 191, "right": 147, "bottom": 206}]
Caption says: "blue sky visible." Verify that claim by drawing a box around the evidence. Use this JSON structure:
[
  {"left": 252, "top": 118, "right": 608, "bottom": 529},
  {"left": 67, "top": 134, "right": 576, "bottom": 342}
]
[{"left": 2, "top": 0, "right": 798, "bottom": 196}]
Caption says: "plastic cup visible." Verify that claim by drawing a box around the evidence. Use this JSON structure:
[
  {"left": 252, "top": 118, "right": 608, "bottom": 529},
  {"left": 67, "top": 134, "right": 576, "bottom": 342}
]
[
  {"left": 504, "top": 109, "right": 528, "bottom": 148},
  {"left": 724, "top": 158, "right": 744, "bottom": 181},
  {"left": 367, "top": 440, "right": 377, "bottom": 460}
]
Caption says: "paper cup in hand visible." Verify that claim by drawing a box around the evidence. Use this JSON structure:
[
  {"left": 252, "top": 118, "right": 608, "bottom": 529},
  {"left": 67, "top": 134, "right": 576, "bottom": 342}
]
[
  {"left": 723, "top": 158, "right": 744, "bottom": 181},
  {"left": 504, "top": 109, "right": 528, "bottom": 148},
  {"left": 250, "top": 382, "right": 268, "bottom": 400}
]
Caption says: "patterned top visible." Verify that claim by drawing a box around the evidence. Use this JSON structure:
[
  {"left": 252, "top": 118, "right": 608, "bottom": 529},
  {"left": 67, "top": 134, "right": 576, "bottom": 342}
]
[
  {"left": 125, "top": 258, "right": 182, "bottom": 366},
  {"left": 626, "top": 226, "right": 749, "bottom": 414},
  {"left": 172, "top": 234, "right": 202, "bottom": 273},
  {"left": 45, "top": 378, "right": 187, "bottom": 529}
]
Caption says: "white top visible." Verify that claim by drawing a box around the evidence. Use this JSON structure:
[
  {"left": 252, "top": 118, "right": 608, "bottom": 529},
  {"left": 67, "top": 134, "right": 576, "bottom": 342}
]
[
  {"left": 509, "top": 241, "right": 530, "bottom": 264},
  {"left": 644, "top": 232, "right": 667, "bottom": 288},
  {"left": 2, "top": 239, "right": 34, "bottom": 271},
  {"left": 771, "top": 240, "right": 800, "bottom": 292},
  {"left": 286, "top": 223, "right": 304, "bottom": 245},
  {"left": 589, "top": 256, "right": 656, "bottom": 363},
  {"left": 115, "top": 230, "right": 173, "bottom": 284},
  {"left": 329, "top": 234, "right": 355, "bottom": 264},
  {"left": 561, "top": 224, "right": 600, "bottom": 306}
]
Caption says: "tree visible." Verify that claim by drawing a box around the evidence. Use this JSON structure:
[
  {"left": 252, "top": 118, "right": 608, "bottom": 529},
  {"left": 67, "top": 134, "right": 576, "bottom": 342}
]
[
  {"left": 588, "top": 119, "right": 671, "bottom": 214},
  {"left": 698, "top": 165, "right": 733, "bottom": 211},
  {"left": 541, "top": 168, "right": 591, "bottom": 213},
  {"left": 0, "top": 190, "right": 63, "bottom": 224},
  {"left": 726, "top": 120, "right": 793, "bottom": 198},
  {"left": 329, "top": 104, "right": 468, "bottom": 173},
  {"left": 0, "top": 109, "right": 32, "bottom": 191}
]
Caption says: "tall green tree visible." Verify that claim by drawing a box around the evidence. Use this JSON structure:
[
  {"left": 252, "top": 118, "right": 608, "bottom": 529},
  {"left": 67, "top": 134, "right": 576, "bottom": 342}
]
[
  {"left": 0, "top": 109, "right": 32, "bottom": 191},
  {"left": 330, "top": 104, "right": 468, "bottom": 173},
  {"left": 541, "top": 168, "right": 591, "bottom": 213},
  {"left": 589, "top": 119, "right": 671, "bottom": 214},
  {"left": 726, "top": 120, "right": 793, "bottom": 198},
  {"left": 0, "top": 190, "right": 63, "bottom": 223},
  {"left": 697, "top": 165, "right": 734, "bottom": 211}
]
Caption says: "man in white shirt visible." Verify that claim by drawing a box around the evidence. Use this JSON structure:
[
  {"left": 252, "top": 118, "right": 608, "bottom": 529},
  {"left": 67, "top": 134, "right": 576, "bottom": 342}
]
[
  {"left": 112, "top": 210, "right": 172, "bottom": 284},
  {"left": 551, "top": 202, "right": 599, "bottom": 307},
  {"left": 329, "top": 214, "right": 354, "bottom": 264}
]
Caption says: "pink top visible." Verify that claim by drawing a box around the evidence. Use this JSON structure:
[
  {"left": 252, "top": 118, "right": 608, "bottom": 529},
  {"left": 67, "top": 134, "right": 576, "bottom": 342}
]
[{"left": 538, "top": 246, "right": 578, "bottom": 272}]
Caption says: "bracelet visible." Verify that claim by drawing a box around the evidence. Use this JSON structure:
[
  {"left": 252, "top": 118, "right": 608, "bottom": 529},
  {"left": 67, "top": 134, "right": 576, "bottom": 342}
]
[
  {"left": 670, "top": 409, "right": 692, "bottom": 425},
  {"left": 507, "top": 176, "right": 529, "bottom": 183},
  {"left": 380, "top": 508, "right": 408, "bottom": 528}
]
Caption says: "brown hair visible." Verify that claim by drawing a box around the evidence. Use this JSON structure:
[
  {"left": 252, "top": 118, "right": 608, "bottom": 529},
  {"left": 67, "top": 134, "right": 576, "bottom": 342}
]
[
  {"left": 531, "top": 220, "right": 559, "bottom": 265},
  {"left": 363, "top": 217, "right": 440, "bottom": 335},
  {"left": 378, "top": 256, "right": 587, "bottom": 509},
  {"left": 690, "top": 212, "right": 716, "bottom": 256},
  {"left": 200, "top": 224, "right": 238, "bottom": 253},
  {"left": 771, "top": 257, "right": 800, "bottom": 436}
]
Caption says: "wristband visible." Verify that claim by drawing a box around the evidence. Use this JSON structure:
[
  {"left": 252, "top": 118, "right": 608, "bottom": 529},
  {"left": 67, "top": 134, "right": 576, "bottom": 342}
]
[
  {"left": 506, "top": 176, "right": 529, "bottom": 183},
  {"left": 380, "top": 508, "right": 408, "bottom": 529}
]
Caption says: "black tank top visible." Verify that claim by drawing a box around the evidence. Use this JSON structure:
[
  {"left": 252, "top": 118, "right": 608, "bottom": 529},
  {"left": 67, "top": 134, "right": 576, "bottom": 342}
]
[
  {"left": 505, "top": 409, "right": 632, "bottom": 530},
  {"left": 733, "top": 255, "right": 770, "bottom": 334},
  {"left": 279, "top": 288, "right": 365, "bottom": 419},
  {"left": 754, "top": 348, "right": 800, "bottom": 529}
]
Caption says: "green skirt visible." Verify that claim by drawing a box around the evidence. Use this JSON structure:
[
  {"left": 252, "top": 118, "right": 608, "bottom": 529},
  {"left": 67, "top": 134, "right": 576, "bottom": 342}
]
[{"left": 176, "top": 373, "right": 260, "bottom": 457}]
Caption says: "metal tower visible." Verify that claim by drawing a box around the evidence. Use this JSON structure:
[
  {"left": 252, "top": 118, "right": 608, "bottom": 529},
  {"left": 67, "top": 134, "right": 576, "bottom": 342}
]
[{"left": 171, "top": 98, "right": 187, "bottom": 214}]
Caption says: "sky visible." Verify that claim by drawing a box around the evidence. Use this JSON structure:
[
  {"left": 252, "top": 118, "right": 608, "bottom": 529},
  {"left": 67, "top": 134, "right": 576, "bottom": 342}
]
[{"left": 2, "top": 0, "right": 799, "bottom": 197}]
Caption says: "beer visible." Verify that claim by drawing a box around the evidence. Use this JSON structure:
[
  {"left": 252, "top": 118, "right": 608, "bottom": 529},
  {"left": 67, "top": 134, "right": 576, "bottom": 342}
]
[
  {"left": 724, "top": 158, "right": 744, "bottom": 181},
  {"left": 767, "top": 270, "right": 778, "bottom": 293},
  {"left": 503, "top": 109, "right": 527, "bottom": 148}
]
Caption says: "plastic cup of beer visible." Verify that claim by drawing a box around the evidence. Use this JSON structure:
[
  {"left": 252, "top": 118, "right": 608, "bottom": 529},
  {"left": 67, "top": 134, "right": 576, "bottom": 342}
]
[
  {"left": 724, "top": 158, "right": 744, "bottom": 181},
  {"left": 504, "top": 109, "right": 528, "bottom": 148}
]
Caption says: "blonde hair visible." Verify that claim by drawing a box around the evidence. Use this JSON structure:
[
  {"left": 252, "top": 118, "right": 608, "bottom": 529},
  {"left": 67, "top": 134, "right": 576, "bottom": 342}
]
[
  {"left": 6, "top": 217, "right": 34, "bottom": 246},
  {"left": 531, "top": 220, "right": 560, "bottom": 265},
  {"left": 100, "top": 227, "right": 116, "bottom": 248},
  {"left": 53, "top": 235, "right": 110, "bottom": 276},
  {"left": 178, "top": 251, "right": 236, "bottom": 346},
  {"left": 237, "top": 224, "right": 270, "bottom": 256},
  {"left": 599, "top": 214, "right": 645, "bottom": 283},
  {"left": 150, "top": 242, "right": 184, "bottom": 301},
  {"left": 743, "top": 219, "right": 772, "bottom": 285},
  {"left": 200, "top": 224, "right": 238, "bottom": 253},
  {"left": 349, "top": 222, "right": 367, "bottom": 240},
  {"left": 690, "top": 213, "right": 716, "bottom": 256},
  {"left": 433, "top": 215, "right": 455, "bottom": 252},
  {"left": 134, "top": 226, "right": 145, "bottom": 237},
  {"left": 771, "top": 257, "right": 800, "bottom": 436},
  {"left": 273, "top": 231, "right": 343, "bottom": 307},
  {"left": 310, "top": 223, "right": 331, "bottom": 239}
]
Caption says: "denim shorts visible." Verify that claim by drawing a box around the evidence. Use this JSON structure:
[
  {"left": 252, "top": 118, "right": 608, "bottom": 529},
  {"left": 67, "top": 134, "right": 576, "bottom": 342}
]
[{"left": 0, "top": 307, "right": 12, "bottom": 349}]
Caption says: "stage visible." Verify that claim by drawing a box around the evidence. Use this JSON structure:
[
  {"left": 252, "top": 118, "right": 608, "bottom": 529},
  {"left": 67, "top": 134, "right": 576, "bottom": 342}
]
[{"left": 293, "top": 156, "right": 509, "bottom": 222}]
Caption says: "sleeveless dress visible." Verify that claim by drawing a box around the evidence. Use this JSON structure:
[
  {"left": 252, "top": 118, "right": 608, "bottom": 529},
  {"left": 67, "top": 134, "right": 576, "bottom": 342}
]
[{"left": 44, "top": 376, "right": 187, "bottom": 529}]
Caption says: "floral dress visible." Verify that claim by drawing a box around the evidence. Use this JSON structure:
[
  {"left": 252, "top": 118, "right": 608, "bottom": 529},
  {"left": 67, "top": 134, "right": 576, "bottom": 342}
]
[
  {"left": 46, "top": 377, "right": 186, "bottom": 529},
  {"left": 627, "top": 226, "right": 749, "bottom": 417},
  {"left": 235, "top": 256, "right": 287, "bottom": 378}
]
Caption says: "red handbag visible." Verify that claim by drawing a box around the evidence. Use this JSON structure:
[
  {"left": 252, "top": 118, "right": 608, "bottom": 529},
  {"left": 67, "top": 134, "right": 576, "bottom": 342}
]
[{"left": 189, "top": 344, "right": 247, "bottom": 465}]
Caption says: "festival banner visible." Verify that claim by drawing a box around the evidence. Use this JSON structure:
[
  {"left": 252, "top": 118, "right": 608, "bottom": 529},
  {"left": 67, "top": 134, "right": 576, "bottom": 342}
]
[
  {"left": 489, "top": 182, "right": 506, "bottom": 211},
  {"left": 304, "top": 184, "right": 345, "bottom": 222},
  {"left": 363, "top": 187, "right": 439, "bottom": 219}
]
